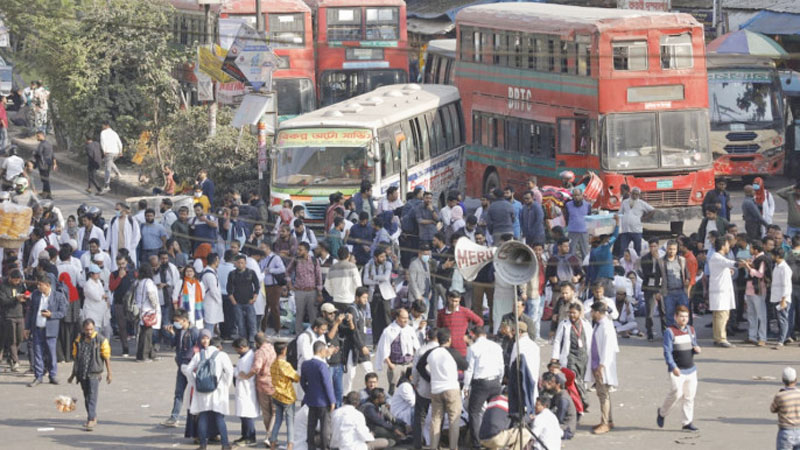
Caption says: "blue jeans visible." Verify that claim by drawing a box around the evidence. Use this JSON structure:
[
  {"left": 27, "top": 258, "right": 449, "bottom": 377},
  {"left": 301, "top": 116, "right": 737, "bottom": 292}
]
[
  {"left": 777, "top": 428, "right": 800, "bottom": 450},
  {"left": 236, "top": 303, "right": 257, "bottom": 345},
  {"left": 169, "top": 368, "right": 189, "bottom": 420},
  {"left": 664, "top": 290, "right": 689, "bottom": 328},
  {"left": 525, "top": 296, "right": 543, "bottom": 340},
  {"left": 155, "top": 304, "right": 171, "bottom": 345},
  {"left": 198, "top": 411, "right": 229, "bottom": 446},
  {"left": 331, "top": 364, "right": 344, "bottom": 407},
  {"left": 778, "top": 305, "right": 791, "bottom": 344},
  {"left": 619, "top": 232, "right": 643, "bottom": 259},
  {"left": 32, "top": 327, "right": 57, "bottom": 381},
  {"left": 270, "top": 400, "right": 295, "bottom": 445},
  {"left": 240, "top": 417, "right": 256, "bottom": 440}
]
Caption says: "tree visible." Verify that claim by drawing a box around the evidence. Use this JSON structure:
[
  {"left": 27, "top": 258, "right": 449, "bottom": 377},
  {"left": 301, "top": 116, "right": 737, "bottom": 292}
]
[
  {"left": 158, "top": 106, "right": 259, "bottom": 195},
  {"left": 2, "top": 0, "right": 184, "bottom": 151}
]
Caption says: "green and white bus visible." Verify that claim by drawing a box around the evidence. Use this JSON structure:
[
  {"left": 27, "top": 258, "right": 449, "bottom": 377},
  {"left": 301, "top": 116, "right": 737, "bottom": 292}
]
[{"left": 271, "top": 83, "right": 465, "bottom": 228}]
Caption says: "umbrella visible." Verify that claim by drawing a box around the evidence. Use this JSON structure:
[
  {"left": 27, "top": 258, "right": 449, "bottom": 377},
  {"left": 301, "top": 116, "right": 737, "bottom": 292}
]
[{"left": 707, "top": 30, "right": 787, "bottom": 58}]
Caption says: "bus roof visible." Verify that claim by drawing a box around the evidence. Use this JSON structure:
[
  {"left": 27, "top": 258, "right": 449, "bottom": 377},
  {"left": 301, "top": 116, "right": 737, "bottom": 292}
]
[
  {"left": 279, "top": 83, "right": 459, "bottom": 131},
  {"left": 456, "top": 3, "right": 700, "bottom": 35},
  {"left": 225, "top": 0, "right": 311, "bottom": 13},
  {"left": 427, "top": 39, "right": 456, "bottom": 56},
  {"left": 707, "top": 52, "right": 776, "bottom": 70},
  {"left": 303, "top": 0, "right": 406, "bottom": 9}
]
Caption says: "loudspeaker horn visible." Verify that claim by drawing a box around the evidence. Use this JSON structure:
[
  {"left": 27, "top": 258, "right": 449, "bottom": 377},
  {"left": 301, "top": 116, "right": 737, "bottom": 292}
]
[{"left": 493, "top": 240, "right": 536, "bottom": 285}]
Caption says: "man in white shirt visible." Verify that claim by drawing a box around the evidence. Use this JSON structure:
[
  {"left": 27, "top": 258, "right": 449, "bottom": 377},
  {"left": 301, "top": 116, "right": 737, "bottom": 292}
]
[
  {"left": 331, "top": 391, "right": 392, "bottom": 450},
  {"left": 771, "top": 250, "right": 794, "bottom": 348},
  {"left": 296, "top": 318, "right": 328, "bottom": 376},
  {"left": 533, "top": 393, "right": 562, "bottom": 450},
  {"left": 99, "top": 120, "right": 123, "bottom": 191},
  {"left": 617, "top": 187, "right": 654, "bottom": 258},
  {"left": 707, "top": 238, "right": 740, "bottom": 348},
  {"left": 583, "top": 282, "right": 620, "bottom": 321},
  {"left": 1, "top": 146, "right": 25, "bottom": 187},
  {"left": 510, "top": 321, "right": 540, "bottom": 406},
  {"left": 377, "top": 186, "right": 404, "bottom": 216},
  {"left": 159, "top": 198, "right": 178, "bottom": 232},
  {"left": 464, "top": 325, "right": 505, "bottom": 449},
  {"left": 416, "top": 328, "right": 468, "bottom": 450}
]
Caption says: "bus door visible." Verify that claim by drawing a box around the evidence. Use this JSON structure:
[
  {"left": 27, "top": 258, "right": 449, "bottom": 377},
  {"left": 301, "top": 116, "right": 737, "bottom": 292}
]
[
  {"left": 556, "top": 117, "right": 597, "bottom": 177},
  {"left": 395, "top": 130, "right": 409, "bottom": 194}
]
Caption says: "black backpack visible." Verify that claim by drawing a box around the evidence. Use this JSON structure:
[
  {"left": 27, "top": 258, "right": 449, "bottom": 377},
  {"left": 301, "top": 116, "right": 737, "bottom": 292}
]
[{"left": 286, "top": 329, "right": 313, "bottom": 370}]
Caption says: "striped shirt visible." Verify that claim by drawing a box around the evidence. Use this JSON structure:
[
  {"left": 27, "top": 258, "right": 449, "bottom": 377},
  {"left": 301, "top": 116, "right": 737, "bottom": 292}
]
[{"left": 771, "top": 387, "right": 800, "bottom": 429}]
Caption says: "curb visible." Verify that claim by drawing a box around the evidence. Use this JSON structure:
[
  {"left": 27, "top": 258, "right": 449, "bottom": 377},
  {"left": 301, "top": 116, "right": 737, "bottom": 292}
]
[{"left": 9, "top": 130, "right": 151, "bottom": 199}]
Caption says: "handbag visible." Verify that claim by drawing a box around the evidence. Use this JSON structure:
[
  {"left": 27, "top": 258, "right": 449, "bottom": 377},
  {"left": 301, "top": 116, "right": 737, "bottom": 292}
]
[{"left": 142, "top": 310, "right": 158, "bottom": 327}]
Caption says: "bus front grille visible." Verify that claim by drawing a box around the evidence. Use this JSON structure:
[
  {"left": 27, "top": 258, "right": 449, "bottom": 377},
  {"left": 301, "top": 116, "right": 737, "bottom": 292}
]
[
  {"left": 641, "top": 189, "right": 691, "bottom": 208},
  {"left": 304, "top": 203, "right": 328, "bottom": 221},
  {"left": 724, "top": 144, "right": 760, "bottom": 154},
  {"left": 725, "top": 132, "right": 758, "bottom": 142}
]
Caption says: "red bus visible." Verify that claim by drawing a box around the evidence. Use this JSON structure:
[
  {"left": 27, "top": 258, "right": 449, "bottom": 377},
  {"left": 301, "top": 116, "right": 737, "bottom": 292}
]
[
  {"left": 455, "top": 3, "right": 715, "bottom": 226},
  {"left": 303, "top": 0, "right": 409, "bottom": 106},
  {"left": 221, "top": 0, "right": 316, "bottom": 119}
]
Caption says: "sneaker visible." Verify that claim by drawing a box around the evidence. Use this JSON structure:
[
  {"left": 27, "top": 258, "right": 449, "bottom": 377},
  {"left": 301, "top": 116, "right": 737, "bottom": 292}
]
[
  {"left": 160, "top": 418, "right": 178, "bottom": 428},
  {"left": 232, "top": 437, "right": 248, "bottom": 446},
  {"left": 774, "top": 343, "right": 784, "bottom": 350},
  {"left": 657, "top": 408, "right": 664, "bottom": 428},
  {"left": 122, "top": 353, "right": 129, "bottom": 358},
  {"left": 49, "top": 377, "right": 60, "bottom": 385},
  {"left": 682, "top": 423, "right": 699, "bottom": 432},
  {"left": 85, "top": 419, "right": 97, "bottom": 431},
  {"left": 757, "top": 341, "right": 766, "bottom": 347},
  {"left": 10, "top": 363, "right": 19, "bottom": 372},
  {"left": 27, "top": 378, "right": 42, "bottom": 387}
]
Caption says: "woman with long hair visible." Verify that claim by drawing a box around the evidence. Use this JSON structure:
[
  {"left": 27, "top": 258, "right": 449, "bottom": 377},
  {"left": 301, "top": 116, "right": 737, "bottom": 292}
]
[
  {"left": 135, "top": 264, "right": 161, "bottom": 362},
  {"left": 179, "top": 265, "right": 205, "bottom": 329}
]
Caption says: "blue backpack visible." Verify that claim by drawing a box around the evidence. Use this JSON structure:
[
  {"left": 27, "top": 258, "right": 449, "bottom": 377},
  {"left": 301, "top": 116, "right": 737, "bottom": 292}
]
[{"left": 195, "top": 350, "right": 220, "bottom": 393}]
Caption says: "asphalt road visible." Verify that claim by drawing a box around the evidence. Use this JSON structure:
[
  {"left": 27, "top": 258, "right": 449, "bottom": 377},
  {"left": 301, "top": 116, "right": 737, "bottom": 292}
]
[{"left": 0, "top": 169, "right": 795, "bottom": 449}]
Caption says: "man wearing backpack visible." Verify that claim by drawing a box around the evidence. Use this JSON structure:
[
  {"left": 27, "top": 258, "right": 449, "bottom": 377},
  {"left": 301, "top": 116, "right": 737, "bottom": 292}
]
[
  {"left": 161, "top": 309, "right": 199, "bottom": 428},
  {"left": 68, "top": 318, "right": 112, "bottom": 431},
  {"left": 181, "top": 329, "right": 234, "bottom": 450}
]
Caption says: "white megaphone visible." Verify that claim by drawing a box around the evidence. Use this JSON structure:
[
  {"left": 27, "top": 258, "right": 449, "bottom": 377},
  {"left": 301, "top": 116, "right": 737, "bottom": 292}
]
[{"left": 455, "top": 237, "right": 536, "bottom": 285}]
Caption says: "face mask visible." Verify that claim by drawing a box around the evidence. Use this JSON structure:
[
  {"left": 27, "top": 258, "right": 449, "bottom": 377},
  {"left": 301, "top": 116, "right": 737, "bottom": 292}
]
[
  {"left": 115, "top": 211, "right": 121, "bottom": 218},
  {"left": 753, "top": 184, "right": 760, "bottom": 190},
  {"left": 421, "top": 254, "right": 430, "bottom": 263},
  {"left": 173, "top": 321, "right": 183, "bottom": 330}
]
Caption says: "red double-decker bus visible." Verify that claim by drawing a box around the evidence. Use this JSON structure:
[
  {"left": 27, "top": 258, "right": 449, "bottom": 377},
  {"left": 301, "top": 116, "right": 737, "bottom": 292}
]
[
  {"left": 303, "top": 0, "right": 409, "bottom": 106},
  {"left": 221, "top": 0, "right": 316, "bottom": 119},
  {"left": 455, "top": 3, "right": 715, "bottom": 226}
]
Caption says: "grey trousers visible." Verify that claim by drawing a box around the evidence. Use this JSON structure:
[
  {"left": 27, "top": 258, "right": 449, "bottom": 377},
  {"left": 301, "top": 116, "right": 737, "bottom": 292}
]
[{"left": 294, "top": 290, "right": 318, "bottom": 335}]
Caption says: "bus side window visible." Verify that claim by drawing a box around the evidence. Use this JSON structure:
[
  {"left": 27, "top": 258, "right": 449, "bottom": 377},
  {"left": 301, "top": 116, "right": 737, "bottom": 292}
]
[
  {"left": 415, "top": 117, "right": 430, "bottom": 161},
  {"left": 454, "top": 103, "right": 465, "bottom": 144},
  {"left": 472, "top": 112, "right": 482, "bottom": 146},
  {"left": 433, "top": 109, "right": 447, "bottom": 153},
  {"left": 506, "top": 119, "right": 519, "bottom": 153},
  {"left": 446, "top": 103, "right": 462, "bottom": 147},
  {"left": 401, "top": 121, "right": 418, "bottom": 166},
  {"left": 558, "top": 119, "right": 577, "bottom": 154},
  {"left": 381, "top": 141, "right": 395, "bottom": 177},
  {"left": 495, "top": 117, "right": 505, "bottom": 150}
]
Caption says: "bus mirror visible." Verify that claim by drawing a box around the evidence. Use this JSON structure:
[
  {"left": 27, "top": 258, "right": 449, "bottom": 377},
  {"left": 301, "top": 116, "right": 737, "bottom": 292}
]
[{"left": 367, "top": 148, "right": 376, "bottom": 160}]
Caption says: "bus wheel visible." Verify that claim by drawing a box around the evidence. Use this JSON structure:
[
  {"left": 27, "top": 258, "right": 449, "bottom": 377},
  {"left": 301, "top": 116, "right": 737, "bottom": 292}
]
[{"left": 483, "top": 170, "right": 500, "bottom": 195}]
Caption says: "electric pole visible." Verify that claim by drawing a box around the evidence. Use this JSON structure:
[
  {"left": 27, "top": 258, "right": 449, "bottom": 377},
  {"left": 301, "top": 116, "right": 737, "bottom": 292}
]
[{"left": 205, "top": 3, "right": 218, "bottom": 138}]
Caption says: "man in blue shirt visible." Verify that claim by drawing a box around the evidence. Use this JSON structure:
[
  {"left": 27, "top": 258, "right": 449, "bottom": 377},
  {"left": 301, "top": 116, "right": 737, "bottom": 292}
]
[
  {"left": 564, "top": 188, "right": 592, "bottom": 261},
  {"left": 588, "top": 217, "right": 619, "bottom": 296},
  {"left": 140, "top": 208, "right": 168, "bottom": 261},
  {"left": 348, "top": 211, "right": 375, "bottom": 266},
  {"left": 503, "top": 186, "right": 523, "bottom": 240},
  {"left": 301, "top": 340, "right": 335, "bottom": 450},
  {"left": 415, "top": 192, "right": 439, "bottom": 246},
  {"left": 25, "top": 274, "right": 67, "bottom": 386},
  {"left": 657, "top": 305, "right": 700, "bottom": 432}
]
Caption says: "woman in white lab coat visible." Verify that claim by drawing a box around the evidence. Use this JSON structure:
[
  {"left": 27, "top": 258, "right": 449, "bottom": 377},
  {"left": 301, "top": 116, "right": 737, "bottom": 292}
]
[
  {"left": 182, "top": 329, "right": 233, "bottom": 448},
  {"left": 232, "top": 339, "right": 259, "bottom": 444}
]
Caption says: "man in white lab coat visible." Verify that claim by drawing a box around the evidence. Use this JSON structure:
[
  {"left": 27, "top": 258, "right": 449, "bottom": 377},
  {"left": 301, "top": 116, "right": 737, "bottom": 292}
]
[
  {"left": 105, "top": 202, "right": 140, "bottom": 271},
  {"left": 707, "top": 237, "right": 740, "bottom": 348},
  {"left": 201, "top": 253, "right": 224, "bottom": 335},
  {"left": 586, "top": 301, "right": 620, "bottom": 435}
]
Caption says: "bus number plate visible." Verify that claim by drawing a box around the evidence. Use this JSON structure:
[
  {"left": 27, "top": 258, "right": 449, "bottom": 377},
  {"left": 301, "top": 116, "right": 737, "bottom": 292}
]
[{"left": 656, "top": 180, "right": 673, "bottom": 189}]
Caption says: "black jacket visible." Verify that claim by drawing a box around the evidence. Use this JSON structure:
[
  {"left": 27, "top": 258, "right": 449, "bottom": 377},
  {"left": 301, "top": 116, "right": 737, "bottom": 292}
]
[
  {"left": 0, "top": 280, "right": 25, "bottom": 318},
  {"left": 342, "top": 304, "right": 370, "bottom": 365},
  {"left": 226, "top": 268, "right": 260, "bottom": 304},
  {"left": 86, "top": 141, "right": 103, "bottom": 170}
]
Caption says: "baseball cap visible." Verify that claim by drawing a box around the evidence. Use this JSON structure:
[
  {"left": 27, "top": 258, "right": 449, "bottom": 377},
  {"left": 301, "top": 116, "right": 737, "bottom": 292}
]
[
  {"left": 38, "top": 250, "right": 50, "bottom": 260},
  {"left": 320, "top": 303, "right": 337, "bottom": 314},
  {"left": 88, "top": 264, "right": 101, "bottom": 274}
]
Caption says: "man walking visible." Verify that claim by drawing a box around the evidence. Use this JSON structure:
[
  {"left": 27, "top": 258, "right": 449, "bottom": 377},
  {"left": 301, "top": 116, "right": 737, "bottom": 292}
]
[
  {"left": 67, "top": 318, "right": 112, "bottom": 431},
  {"left": 301, "top": 341, "right": 336, "bottom": 450},
  {"left": 33, "top": 130, "right": 56, "bottom": 198},
  {"left": 771, "top": 367, "right": 800, "bottom": 449},
  {"left": 657, "top": 306, "right": 700, "bottom": 432},
  {"left": 708, "top": 238, "right": 739, "bottom": 348},
  {"left": 161, "top": 309, "right": 198, "bottom": 428},
  {"left": 657, "top": 240, "right": 690, "bottom": 328},
  {"left": 564, "top": 188, "right": 592, "bottom": 261},
  {"left": 587, "top": 301, "right": 619, "bottom": 435},
  {"left": 239, "top": 332, "right": 277, "bottom": 447},
  {"left": 464, "top": 325, "right": 504, "bottom": 449},
  {"left": 25, "top": 274, "right": 68, "bottom": 386},
  {"left": 85, "top": 134, "right": 104, "bottom": 194},
  {"left": 100, "top": 120, "right": 123, "bottom": 192}
]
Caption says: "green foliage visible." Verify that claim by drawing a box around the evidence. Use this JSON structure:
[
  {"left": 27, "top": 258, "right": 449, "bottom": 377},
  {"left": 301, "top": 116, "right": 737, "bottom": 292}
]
[
  {"left": 160, "top": 106, "right": 260, "bottom": 194},
  {"left": 3, "top": 0, "right": 185, "bottom": 150}
]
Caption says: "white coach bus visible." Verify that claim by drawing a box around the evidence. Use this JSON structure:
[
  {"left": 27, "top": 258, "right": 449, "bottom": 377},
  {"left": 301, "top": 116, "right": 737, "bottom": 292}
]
[{"left": 271, "top": 83, "right": 466, "bottom": 228}]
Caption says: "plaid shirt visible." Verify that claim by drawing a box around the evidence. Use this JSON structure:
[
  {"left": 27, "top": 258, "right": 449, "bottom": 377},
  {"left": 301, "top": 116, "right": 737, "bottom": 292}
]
[
  {"left": 288, "top": 255, "right": 322, "bottom": 291},
  {"left": 436, "top": 306, "right": 484, "bottom": 356}
]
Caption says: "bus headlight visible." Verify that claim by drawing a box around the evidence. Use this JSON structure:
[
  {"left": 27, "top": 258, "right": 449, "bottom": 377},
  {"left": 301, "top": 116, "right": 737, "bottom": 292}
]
[
  {"left": 763, "top": 146, "right": 783, "bottom": 157},
  {"left": 695, "top": 191, "right": 703, "bottom": 199},
  {"left": 609, "top": 196, "right": 619, "bottom": 205}
]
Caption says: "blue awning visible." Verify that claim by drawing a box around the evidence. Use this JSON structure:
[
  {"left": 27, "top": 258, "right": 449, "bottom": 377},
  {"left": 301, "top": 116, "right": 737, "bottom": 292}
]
[{"left": 740, "top": 10, "right": 800, "bottom": 36}]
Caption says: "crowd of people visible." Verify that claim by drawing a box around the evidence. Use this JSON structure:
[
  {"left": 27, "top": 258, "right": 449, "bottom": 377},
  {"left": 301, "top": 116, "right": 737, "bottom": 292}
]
[{"left": 0, "top": 164, "right": 798, "bottom": 449}]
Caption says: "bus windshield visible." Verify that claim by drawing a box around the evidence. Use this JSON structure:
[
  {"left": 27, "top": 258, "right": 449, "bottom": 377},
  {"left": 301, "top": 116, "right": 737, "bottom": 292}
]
[
  {"left": 273, "top": 128, "right": 375, "bottom": 187},
  {"left": 604, "top": 110, "right": 710, "bottom": 171},
  {"left": 320, "top": 70, "right": 407, "bottom": 106},
  {"left": 709, "top": 75, "right": 782, "bottom": 129}
]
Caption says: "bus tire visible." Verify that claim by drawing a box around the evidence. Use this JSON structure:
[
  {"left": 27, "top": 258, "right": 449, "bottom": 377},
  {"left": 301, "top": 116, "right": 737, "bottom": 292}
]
[{"left": 483, "top": 170, "right": 500, "bottom": 195}]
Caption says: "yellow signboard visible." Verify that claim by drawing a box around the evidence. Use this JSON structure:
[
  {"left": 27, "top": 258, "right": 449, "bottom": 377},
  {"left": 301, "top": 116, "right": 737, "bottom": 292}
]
[
  {"left": 198, "top": 45, "right": 234, "bottom": 83},
  {"left": 277, "top": 128, "right": 373, "bottom": 148}
]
